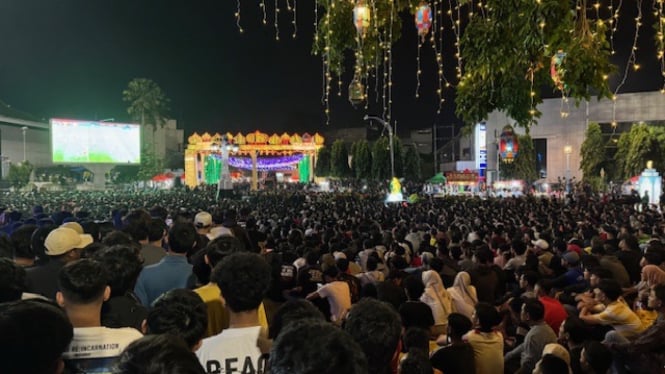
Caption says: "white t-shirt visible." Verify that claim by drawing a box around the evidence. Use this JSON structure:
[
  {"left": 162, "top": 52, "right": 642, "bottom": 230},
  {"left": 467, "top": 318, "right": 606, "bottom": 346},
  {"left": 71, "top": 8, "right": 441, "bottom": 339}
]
[
  {"left": 63, "top": 326, "right": 142, "bottom": 374},
  {"left": 196, "top": 326, "right": 269, "bottom": 374},
  {"left": 317, "top": 281, "right": 351, "bottom": 322}
]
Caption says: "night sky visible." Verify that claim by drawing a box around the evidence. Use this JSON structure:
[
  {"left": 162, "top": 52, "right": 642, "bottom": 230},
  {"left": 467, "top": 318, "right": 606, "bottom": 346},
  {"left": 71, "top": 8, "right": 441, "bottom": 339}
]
[{"left": 0, "top": 1, "right": 661, "bottom": 136}]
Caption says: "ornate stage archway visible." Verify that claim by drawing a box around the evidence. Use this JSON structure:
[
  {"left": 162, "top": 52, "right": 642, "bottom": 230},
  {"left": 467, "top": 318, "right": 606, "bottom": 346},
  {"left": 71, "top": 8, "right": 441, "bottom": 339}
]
[{"left": 184, "top": 131, "right": 325, "bottom": 190}]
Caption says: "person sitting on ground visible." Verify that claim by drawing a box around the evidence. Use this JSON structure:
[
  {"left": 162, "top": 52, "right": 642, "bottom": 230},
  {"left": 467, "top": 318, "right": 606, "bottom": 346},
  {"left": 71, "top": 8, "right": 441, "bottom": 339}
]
[
  {"left": 56, "top": 259, "right": 142, "bottom": 372},
  {"left": 196, "top": 252, "right": 272, "bottom": 374},
  {"left": 144, "top": 288, "right": 207, "bottom": 352},
  {"left": 0, "top": 299, "right": 73, "bottom": 374},
  {"left": 268, "top": 299, "right": 325, "bottom": 340},
  {"left": 399, "top": 275, "right": 435, "bottom": 333},
  {"left": 504, "top": 298, "right": 557, "bottom": 374},
  {"left": 306, "top": 265, "right": 351, "bottom": 324},
  {"left": 430, "top": 313, "right": 476, "bottom": 374},
  {"left": 269, "top": 319, "right": 368, "bottom": 374},
  {"left": 558, "top": 315, "right": 589, "bottom": 374},
  {"left": 344, "top": 298, "right": 403, "bottom": 374},
  {"left": 579, "top": 279, "right": 645, "bottom": 341},
  {"left": 10, "top": 224, "right": 37, "bottom": 268},
  {"left": 580, "top": 341, "right": 612, "bottom": 374},
  {"left": 115, "top": 334, "right": 205, "bottom": 374},
  {"left": 464, "top": 302, "right": 504, "bottom": 374}
]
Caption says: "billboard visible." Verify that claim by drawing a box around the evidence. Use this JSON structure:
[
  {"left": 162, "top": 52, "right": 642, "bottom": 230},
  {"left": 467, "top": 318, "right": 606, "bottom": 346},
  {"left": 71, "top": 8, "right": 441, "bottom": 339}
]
[{"left": 51, "top": 119, "right": 141, "bottom": 164}]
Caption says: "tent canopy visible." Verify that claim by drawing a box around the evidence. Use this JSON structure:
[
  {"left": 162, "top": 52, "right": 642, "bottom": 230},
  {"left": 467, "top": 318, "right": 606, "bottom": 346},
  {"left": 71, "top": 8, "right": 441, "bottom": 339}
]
[{"left": 428, "top": 172, "right": 447, "bottom": 184}]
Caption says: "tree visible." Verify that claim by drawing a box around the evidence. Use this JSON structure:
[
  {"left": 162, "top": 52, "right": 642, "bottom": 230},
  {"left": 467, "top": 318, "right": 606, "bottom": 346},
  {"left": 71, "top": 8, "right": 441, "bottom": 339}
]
[
  {"left": 352, "top": 139, "right": 372, "bottom": 180},
  {"left": 403, "top": 145, "right": 422, "bottom": 181},
  {"left": 122, "top": 78, "right": 170, "bottom": 148},
  {"left": 109, "top": 165, "right": 140, "bottom": 184},
  {"left": 8, "top": 161, "right": 33, "bottom": 189},
  {"left": 137, "top": 145, "right": 162, "bottom": 181},
  {"left": 580, "top": 122, "right": 606, "bottom": 180},
  {"left": 615, "top": 123, "right": 664, "bottom": 180},
  {"left": 372, "top": 137, "right": 391, "bottom": 180},
  {"left": 330, "top": 139, "right": 351, "bottom": 177},
  {"left": 315, "top": 146, "right": 331, "bottom": 177}
]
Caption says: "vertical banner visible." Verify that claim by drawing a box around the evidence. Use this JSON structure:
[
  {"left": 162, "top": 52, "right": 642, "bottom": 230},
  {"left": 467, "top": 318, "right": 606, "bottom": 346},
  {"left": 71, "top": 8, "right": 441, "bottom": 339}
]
[
  {"left": 475, "top": 123, "right": 487, "bottom": 178},
  {"left": 299, "top": 155, "right": 310, "bottom": 183}
]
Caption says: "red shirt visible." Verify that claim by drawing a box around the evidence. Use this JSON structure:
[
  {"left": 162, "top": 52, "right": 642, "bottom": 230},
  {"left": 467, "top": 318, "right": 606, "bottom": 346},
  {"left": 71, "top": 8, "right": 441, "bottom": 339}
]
[{"left": 539, "top": 296, "right": 567, "bottom": 335}]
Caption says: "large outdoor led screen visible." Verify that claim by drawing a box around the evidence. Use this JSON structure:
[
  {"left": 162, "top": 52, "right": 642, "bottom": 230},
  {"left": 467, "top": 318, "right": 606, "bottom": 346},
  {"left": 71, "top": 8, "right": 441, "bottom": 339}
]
[{"left": 51, "top": 119, "right": 141, "bottom": 164}]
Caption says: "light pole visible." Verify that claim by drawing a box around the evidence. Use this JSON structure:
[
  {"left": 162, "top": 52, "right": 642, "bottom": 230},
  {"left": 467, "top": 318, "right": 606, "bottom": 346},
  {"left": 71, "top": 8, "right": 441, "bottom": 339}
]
[
  {"left": 21, "top": 126, "right": 28, "bottom": 162},
  {"left": 564, "top": 145, "right": 572, "bottom": 192},
  {"left": 216, "top": 138, "right": 239, "bottom": 200},
  {"left": 364, "top": 115, "right": 394, "bottom": 179}
]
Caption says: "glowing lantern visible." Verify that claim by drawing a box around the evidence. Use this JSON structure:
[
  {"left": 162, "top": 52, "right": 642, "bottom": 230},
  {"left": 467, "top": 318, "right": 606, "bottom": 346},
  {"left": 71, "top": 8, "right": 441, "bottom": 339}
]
[
  {"left": 353, "top": 1, "right": 371, "bottom": 36},
  {"left": 551, "top": 50, "right": 567, "bottom": 91},
  {"left": 499, "top": 125, "right": 519, "bottom": 163},
  {"left": 415, "top": 3, "right": 432, "bottom": 42}
]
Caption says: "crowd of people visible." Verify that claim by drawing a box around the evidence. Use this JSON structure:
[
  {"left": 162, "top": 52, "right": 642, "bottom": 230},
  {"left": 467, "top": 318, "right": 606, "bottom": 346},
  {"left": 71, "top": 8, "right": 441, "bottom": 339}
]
[{"left": 1, "top": 183, "right": 665, "bottom": 374}]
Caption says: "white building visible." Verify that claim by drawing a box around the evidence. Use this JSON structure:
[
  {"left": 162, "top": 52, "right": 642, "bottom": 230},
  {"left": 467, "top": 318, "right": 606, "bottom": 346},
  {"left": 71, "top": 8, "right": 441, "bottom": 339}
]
[{"left": 451, "top": 91, "right": 665, "bottom": 183}]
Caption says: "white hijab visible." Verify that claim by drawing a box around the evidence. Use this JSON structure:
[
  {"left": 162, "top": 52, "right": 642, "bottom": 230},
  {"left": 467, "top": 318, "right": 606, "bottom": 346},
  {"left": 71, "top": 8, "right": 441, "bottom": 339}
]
[
  {"left": 447, "top": 271, "right": 478, "bottom": 319},
  {"left": 420, "top": 270, "right": 454, "bottom": 325}
]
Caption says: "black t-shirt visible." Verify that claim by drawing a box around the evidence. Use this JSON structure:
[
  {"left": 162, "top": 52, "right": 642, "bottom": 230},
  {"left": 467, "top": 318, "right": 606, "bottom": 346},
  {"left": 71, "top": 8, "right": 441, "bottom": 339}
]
[
  {"left": 376, "top": 281, "right": 407, "bottom": 310},
  {"left": 296, "top": 265, "right": 323, "bottom": 297},
  {"left": 398, "top": 300, "right": 434, "bottom": 330},
  {"left": 430, "top": 343, "right": 476, "bottom": 374}
]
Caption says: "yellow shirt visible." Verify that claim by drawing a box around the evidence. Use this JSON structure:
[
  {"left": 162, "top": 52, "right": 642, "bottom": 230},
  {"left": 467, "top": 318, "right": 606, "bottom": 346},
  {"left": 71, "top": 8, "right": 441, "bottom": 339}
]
[{"left": 195, "top": 283, "right": 268, "bottom": 337}]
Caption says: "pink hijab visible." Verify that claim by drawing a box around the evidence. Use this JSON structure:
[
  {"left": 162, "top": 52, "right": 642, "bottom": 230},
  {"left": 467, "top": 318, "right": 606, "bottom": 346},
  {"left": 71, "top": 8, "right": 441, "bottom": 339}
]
[{"left": 642, "top": 265, "right": 665, "bottom": 287}]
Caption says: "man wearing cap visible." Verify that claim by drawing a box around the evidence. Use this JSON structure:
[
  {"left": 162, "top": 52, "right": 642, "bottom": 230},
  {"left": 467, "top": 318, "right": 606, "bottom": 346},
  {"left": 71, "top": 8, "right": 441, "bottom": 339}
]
[
  {"left": 549, "top": 251, "right": 585, "bottom": 289},
  {"left": 25, "top": 227, "right": 93, "bottom": 300}
]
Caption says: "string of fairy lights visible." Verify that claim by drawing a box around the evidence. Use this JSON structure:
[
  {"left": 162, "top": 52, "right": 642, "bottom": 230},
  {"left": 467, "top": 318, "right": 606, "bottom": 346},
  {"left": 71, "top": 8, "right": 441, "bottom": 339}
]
[{"left": 231, "top": 0, "right": 665, "bottom": 126}]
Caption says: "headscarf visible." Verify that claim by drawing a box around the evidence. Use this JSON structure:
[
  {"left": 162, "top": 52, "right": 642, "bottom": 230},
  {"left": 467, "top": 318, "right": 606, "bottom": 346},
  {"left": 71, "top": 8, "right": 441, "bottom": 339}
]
[
  {"left": 447, "top": 271, "right": 477, "bottom": 319},
  {"left": 421, "top": 270, "right": 453, "bottom": 325},
  {"left": 642, "top": 265, "right": 665, "bottom": 287}
]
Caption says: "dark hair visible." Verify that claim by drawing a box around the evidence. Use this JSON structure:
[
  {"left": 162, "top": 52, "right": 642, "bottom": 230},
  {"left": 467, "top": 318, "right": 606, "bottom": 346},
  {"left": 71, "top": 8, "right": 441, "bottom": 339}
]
[
  {"left": 596, "top": 279, "right": 622, "bottom": 301},
  {"left": 398, "top": 348, "right": 432, "bottom": 374},
  {"left": 115, "top": 334, "right": 205, "bottom": 374},
  {"left": 270, "top": 319, "right": 367, "bottom": 374},
  {"left": 403, "top": 275, "right": 425, "bottom": 300},
  {"left": 146, "top": 289, "right": 207, "bottom": 349},
  {"left": 322, "top": 265, "right": 339, "bottom": 279},
  {"left": 336, "top": 257, "right": 350, "bottom": 272},
  {"left": 447, "top": 312, "right": 473, "bottom": 339},
  {"left": 366, "top": 256, "right": 379, "bottom": 271},
  {"left": 80, "top": 221, "right": 101, "bottom": 242},
  {"left": 583, "top": 340, "right": 612, "bottom": 374},
  {"left": 474, "top": 302, "right": 500, "bottom": 332},
  {"left": 31, "top": 225, "right": 57, "bottom": 266},
  {"left": 562, "top": 315, "right": 587, "bottom": 344},
  {"left": 653, "top": 284, "right": 665, "bottom": 305},
  {"left": 403, "top": 327, "right": 429, "bottom": 352},
  {"left": 343, "top": 299, "right": 402, "bottom": 374},
  {"left": 643, "top": 251, "right": 663, "bottom": 266},
  {"left": 511, "top": 240, "right": 527, "bottom": 255},
  {"left": 211, "top": 252, "right": 271, "bottom": 312},
  {"left": 147, "top": 218, "right": 167, "bottom": 242},
  {"left": 91, "top": 245, "right": 142, "bottom": 297},
  {"left": 205, "top": 236, "right": 244, "bottom": 268},
  {"left": 269, "top": 299, "right": 325, "bottom": 339},
  {"left": 538, "top": 354, "right": 569, "bottom": 374},
  {"left": 589, "top": 267, "right": 613, "bottom": 280},
  {"left": 522, "top": 298, "right": 545, "bottom": 321},
  {"left": 122, "top": 209, "right": 152, "bottom": 242},
  {"left": 475, "top": 248, "right": 493, "bottom": 264},
  {"left": 0, "top": 299, "right": 73, "bottom": 374},
  {"left": 168, "top": 223, "right": 197, "bottom": 254},
  {"left": 102, "top": 230, "right": 140, "bottom": 250},
  {"left": 0, "top": 258, "right": 26, "bottom": 302},
  {"left": 58, "top": 259, "right": 108, "bottom": 303},
  {"left": 10, "top": 224, "right": 37, "bottom": 260},
  {"left": 521, "top": 270, "right": 541, "bottom": 288}
]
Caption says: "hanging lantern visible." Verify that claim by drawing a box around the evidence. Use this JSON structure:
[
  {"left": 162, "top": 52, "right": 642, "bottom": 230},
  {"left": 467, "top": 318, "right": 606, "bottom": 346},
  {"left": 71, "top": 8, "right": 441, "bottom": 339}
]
[
  {"left": 353, "top": 1, "right": 371, "bottom": 36},
  {"left": 499, "top": 125, "right": 519, "bottom": 163},
  {"left": 550, "top": 50, "right": 567, "bottom": 91},
  {"left": 415, "top": 3, "right": 432, "bottom": 42},
  {"left": 348, "top": 76, "right": 365, "bottom": 107}
]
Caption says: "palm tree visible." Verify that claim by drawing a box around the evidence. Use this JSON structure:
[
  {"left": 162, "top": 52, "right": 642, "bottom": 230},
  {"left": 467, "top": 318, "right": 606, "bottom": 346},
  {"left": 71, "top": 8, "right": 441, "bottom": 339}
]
[{"left": 122, "top": 78, "right": 170, "bottom": 146}]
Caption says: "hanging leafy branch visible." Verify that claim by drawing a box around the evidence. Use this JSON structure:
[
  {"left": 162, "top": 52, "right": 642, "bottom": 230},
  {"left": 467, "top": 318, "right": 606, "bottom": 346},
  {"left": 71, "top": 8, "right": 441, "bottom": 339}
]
[{"left": 456, "top": 0, "right": 614, "bottom": 130}]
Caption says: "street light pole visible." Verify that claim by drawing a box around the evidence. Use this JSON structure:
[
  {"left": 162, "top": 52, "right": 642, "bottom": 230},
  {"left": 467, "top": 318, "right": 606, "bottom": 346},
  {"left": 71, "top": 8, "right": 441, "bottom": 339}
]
[
  {"left": 21, "top": 126, "right": 28, "bottom": 162},
  {"left": 364, "top": 115, "right": 394, "bottom": 179}
]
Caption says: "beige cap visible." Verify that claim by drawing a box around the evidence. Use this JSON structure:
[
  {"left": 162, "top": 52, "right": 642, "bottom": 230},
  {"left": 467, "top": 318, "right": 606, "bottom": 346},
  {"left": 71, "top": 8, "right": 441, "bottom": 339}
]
[
  {"left": 45, "top": 227, "right": 94, "bottom": 256},
  {"left": 61, "top": 221, "right": 84, "bottom": 234}
]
